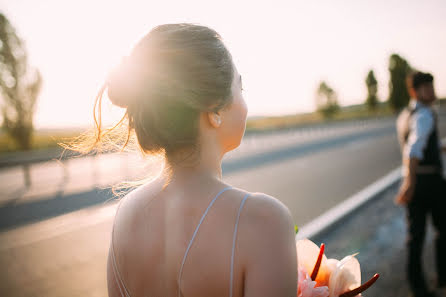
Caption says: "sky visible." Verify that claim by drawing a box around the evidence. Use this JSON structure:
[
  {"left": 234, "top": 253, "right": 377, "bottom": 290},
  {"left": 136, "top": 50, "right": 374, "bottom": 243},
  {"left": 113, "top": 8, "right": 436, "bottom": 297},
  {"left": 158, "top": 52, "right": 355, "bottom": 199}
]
[{"left": 1, "top": 0, "right": 446, "bottom": 129}]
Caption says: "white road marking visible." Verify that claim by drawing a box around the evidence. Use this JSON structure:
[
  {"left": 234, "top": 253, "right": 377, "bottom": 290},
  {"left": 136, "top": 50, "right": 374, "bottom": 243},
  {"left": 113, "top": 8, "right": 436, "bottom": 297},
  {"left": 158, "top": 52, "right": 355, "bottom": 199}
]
[
  {"left": 296, "top": 136, "right": 446, "bottom": 240},
  {"left": 295, "top": 166, "right": 402, "bottom": 240}
]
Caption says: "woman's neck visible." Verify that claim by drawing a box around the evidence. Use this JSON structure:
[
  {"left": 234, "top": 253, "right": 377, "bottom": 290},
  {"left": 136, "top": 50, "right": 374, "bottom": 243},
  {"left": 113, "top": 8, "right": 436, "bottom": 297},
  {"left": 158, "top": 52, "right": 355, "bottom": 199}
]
[{"left": 164, "top": 147, "right": 224, "bottom": 184}]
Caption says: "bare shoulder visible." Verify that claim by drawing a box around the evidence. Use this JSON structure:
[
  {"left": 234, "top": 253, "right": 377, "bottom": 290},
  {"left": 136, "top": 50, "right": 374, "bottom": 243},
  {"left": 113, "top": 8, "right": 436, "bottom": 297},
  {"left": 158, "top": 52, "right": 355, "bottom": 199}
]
[
  {"left": 112, "top": 179, "right": 164, "bottom": 246},
  {"left": 219, "top": 186, "right": 291, "bottom": 219},
  {"left": 236, "top": 192, "right": 298, "bottom": 296},
  {"left": 236, "top": 191, "right": 295, "bottom": 249},
  {"left": 110, "top": 191, "right": 138, "bottom": 250},
  {"left": 115, "top": 177, "right": 164, "bottom": 217},
  {"left": 243, "top": 192, "right": 293, "bottom": 223}
]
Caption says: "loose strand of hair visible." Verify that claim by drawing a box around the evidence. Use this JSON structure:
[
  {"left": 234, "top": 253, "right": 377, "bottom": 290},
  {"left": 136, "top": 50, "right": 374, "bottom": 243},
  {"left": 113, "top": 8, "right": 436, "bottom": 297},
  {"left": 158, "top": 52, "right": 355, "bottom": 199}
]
[
  {"left": 121, "top": 113, "right": 132, "bottom": 152},
  {"left": 93, "top": 84, "right": 106, "bottom": 145},
  {"left": 92, "top": 84, "right": 132, "bottom": 153}
]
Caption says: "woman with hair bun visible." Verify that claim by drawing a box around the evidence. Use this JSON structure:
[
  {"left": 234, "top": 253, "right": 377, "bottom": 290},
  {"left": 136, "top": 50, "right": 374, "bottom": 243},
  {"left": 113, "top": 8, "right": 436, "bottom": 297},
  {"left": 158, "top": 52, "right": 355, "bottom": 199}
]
[{"left": 84, "top": 23, "right": 297, "bottom": 297}]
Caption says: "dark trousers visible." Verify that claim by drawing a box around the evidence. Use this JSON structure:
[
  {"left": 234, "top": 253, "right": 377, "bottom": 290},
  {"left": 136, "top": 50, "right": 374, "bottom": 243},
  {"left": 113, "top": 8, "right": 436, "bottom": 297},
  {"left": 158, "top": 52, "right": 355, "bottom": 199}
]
[{"left": 406, "top": 173, "right": 446, "bottom": 294}]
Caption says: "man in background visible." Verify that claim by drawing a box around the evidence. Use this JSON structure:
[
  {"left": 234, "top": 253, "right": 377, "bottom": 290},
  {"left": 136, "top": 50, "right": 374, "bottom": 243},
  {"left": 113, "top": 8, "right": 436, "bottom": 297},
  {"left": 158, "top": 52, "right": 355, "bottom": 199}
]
[{"left": 396, "top": 71, "right": 446, "bottom": 297}]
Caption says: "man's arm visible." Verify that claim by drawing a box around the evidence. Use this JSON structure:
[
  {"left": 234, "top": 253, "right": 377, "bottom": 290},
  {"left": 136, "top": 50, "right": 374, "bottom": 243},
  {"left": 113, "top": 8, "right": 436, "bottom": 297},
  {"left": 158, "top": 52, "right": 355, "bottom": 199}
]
[
  {"left": 395, "top": 157, "right": 419, "bottom": 205},
  {"left": 395, "top": 107, "right": 433, "bottom": 205}
]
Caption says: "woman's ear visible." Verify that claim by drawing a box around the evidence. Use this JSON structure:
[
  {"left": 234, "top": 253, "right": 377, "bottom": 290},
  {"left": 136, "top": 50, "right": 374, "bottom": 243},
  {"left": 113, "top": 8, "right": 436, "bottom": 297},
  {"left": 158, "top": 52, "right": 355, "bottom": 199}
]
[{"left": 207, "top": 111, "right": 222, "bottom": 128}]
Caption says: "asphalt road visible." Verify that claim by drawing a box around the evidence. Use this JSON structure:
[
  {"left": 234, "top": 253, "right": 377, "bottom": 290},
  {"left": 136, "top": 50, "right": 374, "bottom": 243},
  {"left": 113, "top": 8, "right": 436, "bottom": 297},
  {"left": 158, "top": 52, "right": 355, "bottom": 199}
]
[
  {"left": 1, "top": 114, "right": 445, "bottom": 297},
  {"left": 0, "top": 117, "right": 398, "bottom": 229}
]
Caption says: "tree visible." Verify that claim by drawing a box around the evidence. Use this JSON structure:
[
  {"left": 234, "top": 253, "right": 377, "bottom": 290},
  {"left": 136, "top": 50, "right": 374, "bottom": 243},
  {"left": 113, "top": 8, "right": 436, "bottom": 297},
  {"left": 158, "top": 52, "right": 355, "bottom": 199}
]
[
  {"left": 388, "top": 53, "right": 411, "bottom": 111},
  {"left": 315, "top": 81, "right": 339, "bottom": 118},
  {"left": 365, "top": 70, "right": 378, "bottom": 110},
  {"left": 0, "top": 13, "right": 42, "bottom": 151}
]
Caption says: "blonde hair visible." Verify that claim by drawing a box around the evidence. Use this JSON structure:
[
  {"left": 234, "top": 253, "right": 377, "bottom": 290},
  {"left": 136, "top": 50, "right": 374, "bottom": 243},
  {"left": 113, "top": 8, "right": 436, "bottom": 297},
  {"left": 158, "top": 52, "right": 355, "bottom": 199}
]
[{"left": 62, "top": 23, "right": 234, "bottom": 195}]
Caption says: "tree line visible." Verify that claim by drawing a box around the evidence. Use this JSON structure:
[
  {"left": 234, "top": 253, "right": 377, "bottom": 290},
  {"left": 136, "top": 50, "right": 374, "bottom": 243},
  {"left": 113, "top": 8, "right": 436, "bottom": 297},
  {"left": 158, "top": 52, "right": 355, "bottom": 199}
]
[{"left": 316, "top": 53, "right": 413, "bottom": 118}]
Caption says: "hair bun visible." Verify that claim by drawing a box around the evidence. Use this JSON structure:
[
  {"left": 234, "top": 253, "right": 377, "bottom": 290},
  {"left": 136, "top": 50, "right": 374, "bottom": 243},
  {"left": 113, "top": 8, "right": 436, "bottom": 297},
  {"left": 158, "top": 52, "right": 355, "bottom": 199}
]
[
  {"left": 93, "top": 24, "right": 234, "bottom": 160},
  {"left": 106, "top": 56, "right": 139, "bottom": 108}
]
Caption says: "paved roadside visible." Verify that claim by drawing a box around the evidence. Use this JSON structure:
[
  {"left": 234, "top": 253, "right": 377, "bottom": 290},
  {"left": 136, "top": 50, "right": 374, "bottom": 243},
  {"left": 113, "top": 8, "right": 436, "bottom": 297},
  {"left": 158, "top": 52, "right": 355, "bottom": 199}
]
[
  {"left": 311, "top": 182, "right": 439, "bottom": 297},
  {"left": 0, "top": 117, "right": 396, "bottom": 206},
  {"left": 0, "top": 179, "right": 440, "bottom": 297},
  {"left": 0, "top": 119, "right": 405, "bottom": 230}
]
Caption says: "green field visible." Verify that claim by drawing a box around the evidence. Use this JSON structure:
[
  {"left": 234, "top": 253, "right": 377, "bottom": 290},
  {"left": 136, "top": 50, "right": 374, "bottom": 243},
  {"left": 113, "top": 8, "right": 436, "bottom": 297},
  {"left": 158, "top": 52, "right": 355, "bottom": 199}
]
[
  {"left": 246, "top": 102, "right": 393, "bottom": 132},
  {"left": 0, "top": 129, "right": 82, "bottom": 154}
]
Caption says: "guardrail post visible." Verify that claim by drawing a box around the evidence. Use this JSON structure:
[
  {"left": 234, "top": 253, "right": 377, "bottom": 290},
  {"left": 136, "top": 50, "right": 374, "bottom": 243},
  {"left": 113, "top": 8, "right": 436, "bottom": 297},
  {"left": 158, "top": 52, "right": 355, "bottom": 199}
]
[
  {"left": 92, "top": 154, "right": 99, "bottom": 188},
  {"left": 23, "top": 164, "right": 31, "bottom": 188}
]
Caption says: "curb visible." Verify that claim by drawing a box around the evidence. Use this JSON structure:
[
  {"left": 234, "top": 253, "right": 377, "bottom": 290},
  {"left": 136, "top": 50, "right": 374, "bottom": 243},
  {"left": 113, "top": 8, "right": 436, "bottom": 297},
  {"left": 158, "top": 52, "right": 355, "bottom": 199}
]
[
  {"left": 296, "top": 135, "right": 446, "bottom": 240},
  {"left": 296, "top": 167, "right": 402, "bottom": 240}
]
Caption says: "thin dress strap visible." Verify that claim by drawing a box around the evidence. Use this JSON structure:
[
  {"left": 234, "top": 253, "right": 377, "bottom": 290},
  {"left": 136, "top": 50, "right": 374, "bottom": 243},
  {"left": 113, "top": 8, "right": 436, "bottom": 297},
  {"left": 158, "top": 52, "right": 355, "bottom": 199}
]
[
  {"left": 177, "top": 186, "right": 233, "bottom": 297},
  {"left": 229, "top": 193, "right": 250, "bottom": 297}
]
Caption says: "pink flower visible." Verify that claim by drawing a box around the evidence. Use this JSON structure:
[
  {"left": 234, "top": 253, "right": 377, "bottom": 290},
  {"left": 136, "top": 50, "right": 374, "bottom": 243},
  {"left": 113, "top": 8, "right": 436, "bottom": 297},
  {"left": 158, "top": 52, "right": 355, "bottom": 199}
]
[
  {"left": 296, "top": 239, "right": 331, "bottom": 287},
  {"left": 327, "top": 255, "right": 361, "bottom": 297},
  {"left": 298, "top": 267, "right": 329, "bottom": 297},
  {"left": 296, "top": 239, "right": 379, "bottom": 297}
]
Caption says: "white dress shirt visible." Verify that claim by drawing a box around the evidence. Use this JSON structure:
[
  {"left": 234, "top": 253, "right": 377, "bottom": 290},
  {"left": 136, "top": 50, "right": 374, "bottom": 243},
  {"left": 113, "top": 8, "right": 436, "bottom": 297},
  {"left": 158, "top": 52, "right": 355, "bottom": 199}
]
[{"left": 402, "top": 100, "right": 435, "bottom": 160}]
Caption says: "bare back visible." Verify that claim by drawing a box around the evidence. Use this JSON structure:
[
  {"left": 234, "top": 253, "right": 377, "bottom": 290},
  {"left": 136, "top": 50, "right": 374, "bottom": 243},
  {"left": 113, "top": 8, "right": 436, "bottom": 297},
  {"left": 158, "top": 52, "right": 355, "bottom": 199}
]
[{"left": 107, "top": 176, "right": 297, "bottom": 297}]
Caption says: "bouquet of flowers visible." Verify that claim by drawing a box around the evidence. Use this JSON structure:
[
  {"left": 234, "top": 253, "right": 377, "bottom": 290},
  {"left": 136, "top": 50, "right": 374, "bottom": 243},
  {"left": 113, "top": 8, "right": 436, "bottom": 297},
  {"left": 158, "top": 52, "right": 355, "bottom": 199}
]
[{"left": 296, "top": 239, "right": 379, "bottom": 297}]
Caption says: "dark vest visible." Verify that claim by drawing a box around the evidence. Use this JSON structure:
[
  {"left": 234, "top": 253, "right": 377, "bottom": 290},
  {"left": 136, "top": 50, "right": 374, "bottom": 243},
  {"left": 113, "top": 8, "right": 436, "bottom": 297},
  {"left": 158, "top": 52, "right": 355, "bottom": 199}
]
[{"left": 401, "top": 106, "right": 443, "bottom": 171}]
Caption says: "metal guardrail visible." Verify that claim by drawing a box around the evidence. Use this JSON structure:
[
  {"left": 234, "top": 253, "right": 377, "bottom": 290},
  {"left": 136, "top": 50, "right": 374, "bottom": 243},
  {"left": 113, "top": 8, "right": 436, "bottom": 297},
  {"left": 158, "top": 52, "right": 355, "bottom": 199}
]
[{"left": 0, "top": 147, "right": 78, "bottom": 168}]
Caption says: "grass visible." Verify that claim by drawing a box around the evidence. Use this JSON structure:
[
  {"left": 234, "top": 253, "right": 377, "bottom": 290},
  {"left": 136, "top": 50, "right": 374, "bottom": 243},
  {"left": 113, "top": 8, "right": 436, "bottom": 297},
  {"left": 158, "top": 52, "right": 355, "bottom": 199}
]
[
  {"left": 245, "top": 102, "right": 393, "bottom": 132},
  {"left": 246, "top": 98, "right": 446, "bottom": 132},
  {"left": 0, "top": 129, "right": 82, "bottom": 154}
]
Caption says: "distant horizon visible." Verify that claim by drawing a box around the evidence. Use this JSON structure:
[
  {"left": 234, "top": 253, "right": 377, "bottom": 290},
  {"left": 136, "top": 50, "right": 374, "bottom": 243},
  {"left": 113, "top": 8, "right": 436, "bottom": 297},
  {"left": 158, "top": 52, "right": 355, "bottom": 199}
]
[
  {"left": 25, "top": 99, "right": 418, "bottom": 131},
  {"left": 2, "top": 0, "right": 446, "bottom": 129}
]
